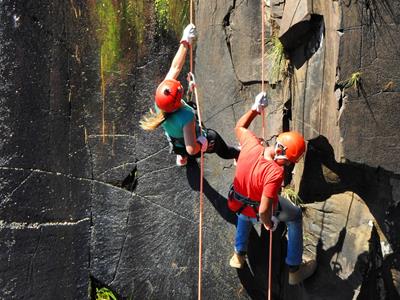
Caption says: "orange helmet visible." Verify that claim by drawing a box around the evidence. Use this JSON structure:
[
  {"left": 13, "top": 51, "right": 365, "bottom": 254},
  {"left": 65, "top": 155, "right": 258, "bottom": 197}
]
[
  {"left": 155, "top": 79, "right": 184, "bottom": 112},
  {"left": 274, "top": 131, "right": 306, "bottom": 163}
]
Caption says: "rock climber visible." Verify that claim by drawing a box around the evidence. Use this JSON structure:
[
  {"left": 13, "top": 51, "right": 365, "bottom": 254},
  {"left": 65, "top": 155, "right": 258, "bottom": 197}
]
[
  {"left": 140, "top": 24, "right": 240, "bottom": 166},
  {"left": 228, "top": 92, "right": 317, "bottom": 285}
]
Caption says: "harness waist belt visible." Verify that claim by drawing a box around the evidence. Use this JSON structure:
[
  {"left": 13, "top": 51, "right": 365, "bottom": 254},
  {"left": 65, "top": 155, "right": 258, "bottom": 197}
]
[
  {"left": 169, "top": 136, "right": 186, "bottom": 148},
  {"left": 229, "top": 184, "right": 260, "bottom": 220},
  {"left": 230, "top": 186, "right": 260, "bottom": 208},
  {"left": 229, "top": 185, "right": 260, "bottom": 219}
]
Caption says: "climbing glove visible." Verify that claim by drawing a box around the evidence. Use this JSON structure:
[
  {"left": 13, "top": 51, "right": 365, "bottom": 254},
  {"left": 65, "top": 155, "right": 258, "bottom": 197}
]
[
  {"left": 180, "top": 24, "right": 197, "bottom": 46},
  {"left": 197, "top": 135, "right": 208, "bottom": 152},
  {"left": 251, "top": 91, "right": 268, "bottom": 113}
]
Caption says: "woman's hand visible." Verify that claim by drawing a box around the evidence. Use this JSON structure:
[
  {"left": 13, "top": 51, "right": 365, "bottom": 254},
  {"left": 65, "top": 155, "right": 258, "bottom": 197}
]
[
  {"left": 197, "top": 136, "right": 208, "bottom": 152},
  {"left": 180, "top": 24, "right": 197, "bottom": 46}
]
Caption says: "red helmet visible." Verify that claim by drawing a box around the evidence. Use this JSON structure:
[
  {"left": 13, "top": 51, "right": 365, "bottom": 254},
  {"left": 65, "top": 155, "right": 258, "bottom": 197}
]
[
  {"left": 275, "top": 131, "right": 306, "bottom": 163},
  {"left": 155, "top": 79, "right": 184, "bottom": 112}
]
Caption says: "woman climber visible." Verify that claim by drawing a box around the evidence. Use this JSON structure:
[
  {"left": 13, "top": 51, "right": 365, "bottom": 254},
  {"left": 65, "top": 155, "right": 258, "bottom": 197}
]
[
  {"left": 140, "top": 24, "right": 240, "bottom": 166},
  {"left": 228, "top": 93, "right": 317, "bottom": 285}
]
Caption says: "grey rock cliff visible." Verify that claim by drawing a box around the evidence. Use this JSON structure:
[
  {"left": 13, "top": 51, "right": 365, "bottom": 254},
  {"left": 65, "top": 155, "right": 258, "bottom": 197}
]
[{"left": 0, "top": 0, "right": 399, "bottom": 299}]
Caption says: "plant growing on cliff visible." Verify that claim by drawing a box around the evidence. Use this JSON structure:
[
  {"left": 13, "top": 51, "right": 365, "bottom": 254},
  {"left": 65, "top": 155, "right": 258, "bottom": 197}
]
[
  {"left": 96, "top": 287, "right": 117, "bottom": 300},
  {"left": 281, "top": 187, "right": 303, "bottom": 206},
  {"left": 267, "top": 36, "right": 287, "bottom": 82},
  {"left": 337, "top": 71, "right": 362, "bottom": 91},
  {"left": 155, "top": 0, "right": 189, "bottom": 37},
  {"left": 96, "top": 0, "right": 121, "bottom": 75}
]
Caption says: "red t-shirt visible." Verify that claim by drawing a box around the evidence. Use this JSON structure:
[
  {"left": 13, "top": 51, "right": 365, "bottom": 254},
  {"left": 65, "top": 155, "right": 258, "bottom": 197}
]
[{"left": 230, "top": 129, "right": 284, "bottom": 217}]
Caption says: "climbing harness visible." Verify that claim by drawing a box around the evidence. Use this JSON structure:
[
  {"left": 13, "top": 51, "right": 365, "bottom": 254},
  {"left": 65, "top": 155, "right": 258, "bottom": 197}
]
[{"left": 228, "top": 185, "right": 260, "bottom": 221}]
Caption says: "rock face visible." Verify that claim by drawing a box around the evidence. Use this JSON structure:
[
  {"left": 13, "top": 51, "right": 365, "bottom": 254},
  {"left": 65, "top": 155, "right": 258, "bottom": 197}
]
[
  {"left": 0, "top": 1, "right": 399, "bottom": 300},
  {"left": 0, "top": 1, "right": 93, "bottom": 299}
]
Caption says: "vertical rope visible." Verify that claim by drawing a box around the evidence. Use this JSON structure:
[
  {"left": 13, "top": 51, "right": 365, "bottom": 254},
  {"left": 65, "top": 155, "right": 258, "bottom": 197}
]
[
  {"left": 194, "top": 84, "right": 204, "bottom": 300},
  {"left": 261, "top": 0, "right": 266, "bottom": 139},
  {"left": 190, "top": 0, "right": 194, "bottom": 73},
  {"left": 261, "top": 1, "right": 273, "bottom": 299},
  {"left": 268, "top": 211, "right": 273, "bottom": 300},
  {"left": 188, "top": 2, "right": 204, "bottom": 300}
]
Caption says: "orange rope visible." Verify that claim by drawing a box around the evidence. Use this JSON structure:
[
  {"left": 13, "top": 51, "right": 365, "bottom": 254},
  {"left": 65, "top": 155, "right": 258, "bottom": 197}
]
[
  {"left": 261, "top": 0, "right": 266, "bottom": 139},
  {"left": 194, "top": 80, "right": 204, "bottom": 300},
  {"left": 260, "top": 1, "right": 273, "bottom": 299},
  {"left": 188, "top": 2, "right": 204, "bottom": 300},
  {"left": 268, "top": 212, "right": 273, "bottom": 300},
  {"left": 190, "top": 0, "right": 194, "bottom": 73}
]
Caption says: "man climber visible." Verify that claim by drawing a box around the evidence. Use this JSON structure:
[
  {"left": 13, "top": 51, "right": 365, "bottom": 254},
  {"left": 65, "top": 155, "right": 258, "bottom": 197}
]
[{"left": 227, "top": 92, "right": 317, "bottom": 285}]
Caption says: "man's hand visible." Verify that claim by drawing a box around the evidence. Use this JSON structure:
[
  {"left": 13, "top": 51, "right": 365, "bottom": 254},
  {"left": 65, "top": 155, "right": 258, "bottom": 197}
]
[
  {"left": 197, "top": 135, "right": 208, "bottom": 152},
  {"left": 263, "top": 216, "right": 279, "bottom": 231},
  {"left": 251, "top": 91, "right": 268, "bottom": 113},
  {"left": 181, "top": 24, "right": 197, "bottom": 46},
  {"left": 263, "top": 220, "right": 273, "bottom": 231},
  {"left": 271, "top": 216, "right": 279, "bottom": 231}
]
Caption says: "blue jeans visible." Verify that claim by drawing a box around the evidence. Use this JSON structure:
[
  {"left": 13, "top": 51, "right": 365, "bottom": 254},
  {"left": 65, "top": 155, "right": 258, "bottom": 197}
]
[{"left": 234, "top": 196, "right": 303, "bottom": 266}]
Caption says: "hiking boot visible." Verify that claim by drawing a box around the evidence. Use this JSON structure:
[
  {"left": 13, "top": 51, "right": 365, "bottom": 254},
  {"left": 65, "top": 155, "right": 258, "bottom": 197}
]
[
  {"left": 288, "top": 260, "right": 317, "bottom": 285},
  {"left": 229, "top": 252, "right": 245, "bottom": 269},
  {"left": 176, "top": 155, "right": 188, "bottom": 167}
]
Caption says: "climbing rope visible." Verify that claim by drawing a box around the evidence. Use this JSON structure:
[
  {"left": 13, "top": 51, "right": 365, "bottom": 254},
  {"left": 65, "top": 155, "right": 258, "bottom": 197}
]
[
  {"left": 260, "top": 1, "right": 273, "bottom": 299},
  {"left": 188, "top": 2, "right": 204, "bottom": 300},
  {"left": 189, "top": 0, "right": 194, "bottom": 76},
  {"left": 268, "top": 214, "right": 273, "bottom": 300},
  {"left": 261, "top": 0, "right": 266, "bottom": 140},
  {"left": 188, "top": 1, "right": 271, "bottom": 299},
  {"left": 188, "top": 71, "right": 204, "bottom": 300}
]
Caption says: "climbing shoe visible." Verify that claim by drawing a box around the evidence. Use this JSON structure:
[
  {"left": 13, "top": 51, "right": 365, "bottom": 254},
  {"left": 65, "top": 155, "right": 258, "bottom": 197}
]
[
  {"left": 229, "top": 252, "right": 246, "bottom": 269},
  {"left": 288, "top": 259, "right": 317, "bottom": 285},
  {"left": 176, "top": 155, "right": 188, "bottom": 167}
]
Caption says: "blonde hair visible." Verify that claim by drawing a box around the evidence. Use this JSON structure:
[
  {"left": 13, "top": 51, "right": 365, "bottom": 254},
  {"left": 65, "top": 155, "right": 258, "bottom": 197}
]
[{"left": 139, "top": 108, "right": 166, "bottom": 131}]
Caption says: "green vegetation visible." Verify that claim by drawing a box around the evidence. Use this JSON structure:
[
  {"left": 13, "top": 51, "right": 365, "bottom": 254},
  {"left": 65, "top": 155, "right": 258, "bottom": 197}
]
[
  {"left": 96, "top": 287, "right": 118, "bottom": 300},
  {"left": 338, "top": 71, "right": 362, "bottom": 91},
  {"left": 155, "top": 0, "right": 190, "bottom": 38},
  {"left": 155, "top": 0, "right": 169, "bottom": 30},
  {"left": 281, "top": 187, "right": 303, "bottom": 206},
  {"left": 94, "top": 0, "right": 148, "bottom": 76},
  {"left": 267, "top": 36, "right": 287, "bottom": 82},
  {"left": 122, "top": 0, "right": 146, "bottom": 46},
  {"left": 96, "top": 0, "right": 121, "bottom": 75},
  {"left": 93, "top": 0, "right": 189, "bottom": 76}
]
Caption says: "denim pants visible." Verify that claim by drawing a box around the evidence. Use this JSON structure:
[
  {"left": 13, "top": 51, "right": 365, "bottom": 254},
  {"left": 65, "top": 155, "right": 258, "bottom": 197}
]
[{"left": 234, "top": 196, "right": 303, "bottom": 266}]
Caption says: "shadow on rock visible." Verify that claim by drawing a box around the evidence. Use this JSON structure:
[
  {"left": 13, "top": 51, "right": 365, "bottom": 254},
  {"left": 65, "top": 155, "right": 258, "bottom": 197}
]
[
  {"left": 299, "top": 135, "right": 400, "bottom": 248},
  {"left": 300, "top": 136, "right": 400, "bottom": 299},
  {"left": 309, "top": 226, "right": 400, "bottom": 300},
  {"left": 185, "top": 158, "right": 290, "bottom": 299},
  {"left": 185, "top": 158, "right": 237, "bottom": 225},
  {"left": 237, "top": 224, "right": 288, "bottom": 300}
]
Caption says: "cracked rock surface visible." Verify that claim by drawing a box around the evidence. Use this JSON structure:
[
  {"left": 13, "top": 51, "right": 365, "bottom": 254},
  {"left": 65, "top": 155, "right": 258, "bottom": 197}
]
[{"left": 1, "top": 0, "right": 400, "bottom": 299}]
